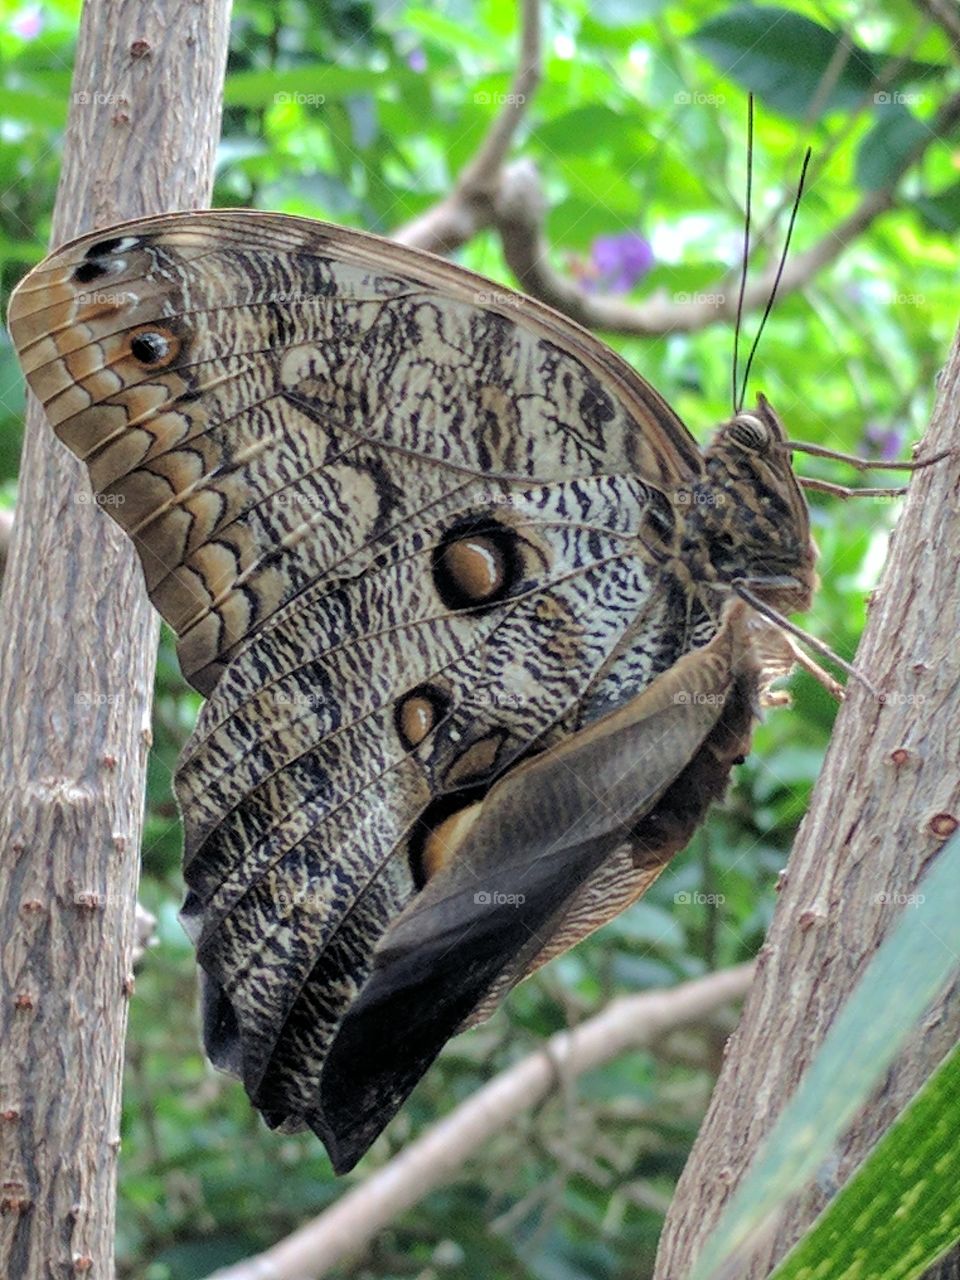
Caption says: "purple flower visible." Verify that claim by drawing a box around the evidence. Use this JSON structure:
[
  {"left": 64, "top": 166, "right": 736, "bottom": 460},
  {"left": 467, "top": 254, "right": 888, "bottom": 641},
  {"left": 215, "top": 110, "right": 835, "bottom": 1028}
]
[
  {"left": 407, "top": 48, "right": 427, "bottom": 73},
  {"left": 588, "top": 232, "right": 653, "bottom": 294},
  {"left": 863, "top": 421, "right": 904, "bottom": 463},
  {"left": 11, "top": 6, "right": 43, "bottom": 39}
]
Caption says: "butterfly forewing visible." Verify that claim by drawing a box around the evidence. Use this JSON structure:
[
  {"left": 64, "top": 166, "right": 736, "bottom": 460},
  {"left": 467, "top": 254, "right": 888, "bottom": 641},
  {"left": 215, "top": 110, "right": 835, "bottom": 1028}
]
[{"left": 9, "top": 211, "right": 702, "bottom": 687}]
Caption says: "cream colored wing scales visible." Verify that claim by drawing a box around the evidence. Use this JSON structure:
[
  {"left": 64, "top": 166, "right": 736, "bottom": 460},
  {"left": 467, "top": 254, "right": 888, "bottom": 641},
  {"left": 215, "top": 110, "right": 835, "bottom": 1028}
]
[
  {"left": 174, "top": 478, "right": 692, "bottom": 1132},
  {"left": 8, "top": 211, "right": 701, "bottom": 694}
]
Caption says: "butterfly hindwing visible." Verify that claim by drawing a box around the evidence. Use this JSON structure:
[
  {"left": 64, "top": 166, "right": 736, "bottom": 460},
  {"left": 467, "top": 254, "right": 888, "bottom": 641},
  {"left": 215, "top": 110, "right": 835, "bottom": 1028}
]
[{"left": 312, "top": 601, "right": 766, "bottom": 1171}]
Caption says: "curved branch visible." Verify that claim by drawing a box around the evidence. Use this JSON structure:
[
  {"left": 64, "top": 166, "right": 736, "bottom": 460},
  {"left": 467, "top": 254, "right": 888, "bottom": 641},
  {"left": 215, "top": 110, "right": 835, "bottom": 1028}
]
[
  {"left": 203, "top": 964, "right": 754, "bottom": 1280},
  {"left": 496, "top": 92, "right": 960, "bottom": 336},
  {"left": 394, "top": 0, "right": 540, "bottom": 255},
  {"left": 395, "top": 0, "right": 960, "bottom": 341}
]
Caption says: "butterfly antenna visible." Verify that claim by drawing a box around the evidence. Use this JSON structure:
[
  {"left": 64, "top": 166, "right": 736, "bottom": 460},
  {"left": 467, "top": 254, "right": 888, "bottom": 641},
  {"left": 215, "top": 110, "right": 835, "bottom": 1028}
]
[
  {"left": 738, "top": 144, "right": 812, "bottom": 411},
  {"left": 732, "top": 94, "right": 754, "bottom": 414}
]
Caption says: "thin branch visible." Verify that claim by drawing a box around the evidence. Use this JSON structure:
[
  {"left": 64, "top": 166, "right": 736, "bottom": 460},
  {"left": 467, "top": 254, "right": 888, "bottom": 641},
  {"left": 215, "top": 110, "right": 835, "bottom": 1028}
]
[
  {"left": 495, "top": 91, "right": 960, "bottom": 336},
  {"left": 394, "top": 0, "right": 541, "bottom": 254},
  {"left": 394, "top": 0, "right": 959, "bottom": 343},
  {"left": 915, "top": 0, "right": 960, "bottom": 50},
  {"left": 203, "top": 964, "right": 754, "bottom": 1280}
]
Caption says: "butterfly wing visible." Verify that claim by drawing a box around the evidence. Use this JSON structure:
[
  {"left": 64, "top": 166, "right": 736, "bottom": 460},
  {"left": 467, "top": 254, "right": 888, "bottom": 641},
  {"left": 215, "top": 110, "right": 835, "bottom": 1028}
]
[
  {"left": 8, "top": 210, "right": 701, "bottom": 691},
  {"left": 315, "top": 601, "right": 764, "bottom": 1171},
  {"left": 9, "top": 211, "right": 738, "bottom": 1169}
]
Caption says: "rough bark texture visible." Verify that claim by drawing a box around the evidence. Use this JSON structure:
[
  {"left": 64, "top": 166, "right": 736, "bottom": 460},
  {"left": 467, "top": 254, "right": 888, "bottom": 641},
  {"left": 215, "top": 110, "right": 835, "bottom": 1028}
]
[
  {"left": 0, "top": 3, "right": 231, "bottom": 1275},
  {"left": 654, "top": 326, "right": 960, "bottom": 1277}
]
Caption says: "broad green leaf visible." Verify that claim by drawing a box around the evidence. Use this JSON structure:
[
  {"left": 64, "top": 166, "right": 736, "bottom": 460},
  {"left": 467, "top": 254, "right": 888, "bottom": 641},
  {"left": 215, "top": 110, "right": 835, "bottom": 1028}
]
[
  {"left": 856, "top": 104, "right": 928, "bottom": 190},
  {"left": 531, "top": 104, "right": 645, "bottom": 157},
  {"left": 692, "top": 7, "right": 945, "bottom": 119},
  {"left": 689, "top": 828, "right": 960, "bottom": 1280},
  {"left": 768, "top": 1039, "right": 960, "bottom": 1280},
  {"left": 224, "top": 66, "right": 406, "bottom": 108},
  {"left": 913, "top": 181, "right": 960, "bottom": 234}
]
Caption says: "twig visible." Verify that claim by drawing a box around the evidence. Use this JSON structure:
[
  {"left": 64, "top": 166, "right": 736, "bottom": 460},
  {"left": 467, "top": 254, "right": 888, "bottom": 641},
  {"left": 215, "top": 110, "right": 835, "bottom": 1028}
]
[
  {"left": 494, "top": 92, "right": 960, "bottom": 336},
  {"left": 915, "top": 0, "right": 960, "bottom": 49},
  {"left": 202, "top": 964, "right": 754, "bottom": 1280},
  {"left": 394, "top": 0, "right": 959, "bottom": 344},
  {"left": 394, "top": 0, "right": 541, "bottom": 254}
]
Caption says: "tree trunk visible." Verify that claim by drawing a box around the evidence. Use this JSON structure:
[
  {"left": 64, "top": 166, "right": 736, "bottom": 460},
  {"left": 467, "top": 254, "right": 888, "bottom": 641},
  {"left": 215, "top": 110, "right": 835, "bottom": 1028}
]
[
  {"left": 0, "top": 3, "right": 231, "bottom": 1274},
  {"left": 654, "top": 325, "right": 960, "bottom": 1277}
]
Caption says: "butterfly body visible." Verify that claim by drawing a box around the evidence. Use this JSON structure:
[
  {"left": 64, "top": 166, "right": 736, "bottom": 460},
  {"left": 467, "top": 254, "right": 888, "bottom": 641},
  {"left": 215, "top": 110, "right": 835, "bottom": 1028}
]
[{"left": 9, "top": 210, "right": 814, "bottom": 1171}]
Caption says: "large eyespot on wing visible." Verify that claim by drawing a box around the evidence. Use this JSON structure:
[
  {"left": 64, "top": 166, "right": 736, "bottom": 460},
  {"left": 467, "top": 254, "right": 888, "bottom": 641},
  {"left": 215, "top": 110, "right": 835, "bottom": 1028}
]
[
  {"left": 7, "top": 209, "right": 702, "bottom": 695},
  {"left": 310, "top": 601, "right": 762, "bottom": 1174},
  {"left": 169, "top": 475, "right": 689, "bottom": 1154}
]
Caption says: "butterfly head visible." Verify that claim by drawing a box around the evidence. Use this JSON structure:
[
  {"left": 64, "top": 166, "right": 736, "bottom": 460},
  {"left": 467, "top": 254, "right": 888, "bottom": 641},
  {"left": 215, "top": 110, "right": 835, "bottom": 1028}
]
[{"left": 693, "top": 395, "right": 818, "bottom": 613}]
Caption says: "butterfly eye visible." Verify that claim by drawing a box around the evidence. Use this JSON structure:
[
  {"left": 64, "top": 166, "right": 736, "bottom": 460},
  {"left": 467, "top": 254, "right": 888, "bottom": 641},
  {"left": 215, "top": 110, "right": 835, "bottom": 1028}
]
[
  {"left": 128, "top": 327, "right": 179, "bottom": 367},
  {"left": 728, "top": 414, "right": 771, "bottom": 453},
  {"left": 432, "top": 523, "right": 522, "bottom": 610},
  {"left": 395, "top": 684, "right": 450, "bottom": 749}
]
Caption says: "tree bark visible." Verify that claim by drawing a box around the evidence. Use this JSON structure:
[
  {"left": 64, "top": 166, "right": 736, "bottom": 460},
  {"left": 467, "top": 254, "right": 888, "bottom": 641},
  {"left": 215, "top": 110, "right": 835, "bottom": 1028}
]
[
  {"left": 0, "top": 3, "right": 231, "bottom": 1275},
  {"left": 654, "top": 326, "right": 960, "bottom": 1277}
]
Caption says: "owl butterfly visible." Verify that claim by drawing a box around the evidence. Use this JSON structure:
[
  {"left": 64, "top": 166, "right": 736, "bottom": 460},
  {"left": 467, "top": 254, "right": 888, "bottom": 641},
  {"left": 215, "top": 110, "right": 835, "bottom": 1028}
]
[{"left": 11, "top": 206, "right": 885, "bottom": 1174}]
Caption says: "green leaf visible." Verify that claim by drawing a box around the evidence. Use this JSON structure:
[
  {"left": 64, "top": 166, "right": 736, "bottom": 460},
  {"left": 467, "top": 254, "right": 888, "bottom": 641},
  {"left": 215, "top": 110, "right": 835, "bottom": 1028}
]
[
  {"left": 689, "top": 828, "right": 960, "bottom": 1280},
  {"left": 913, "top": 181, "right": 960, "bottom": 234},
  {"left": 531, "top": 104, "right": 644, "bottom": 156},
  {"left": 768, "top": 1039, "right": 960, "bottom": 1280},
  {"left": 692, "top": 7, "right": 945, "bottom": 120},
  {"left": 224, "top": 66, "right": 406, "bottom": 108},
  {"left": 856, "top": 104, "right": 928, "bottom": 190}
]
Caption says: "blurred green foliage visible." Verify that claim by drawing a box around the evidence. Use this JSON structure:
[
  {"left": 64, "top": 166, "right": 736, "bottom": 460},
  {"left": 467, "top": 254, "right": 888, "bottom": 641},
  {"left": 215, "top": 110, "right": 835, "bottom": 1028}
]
[{"left": 0, "top": 0, "right": 957, "bottom": 1276}]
